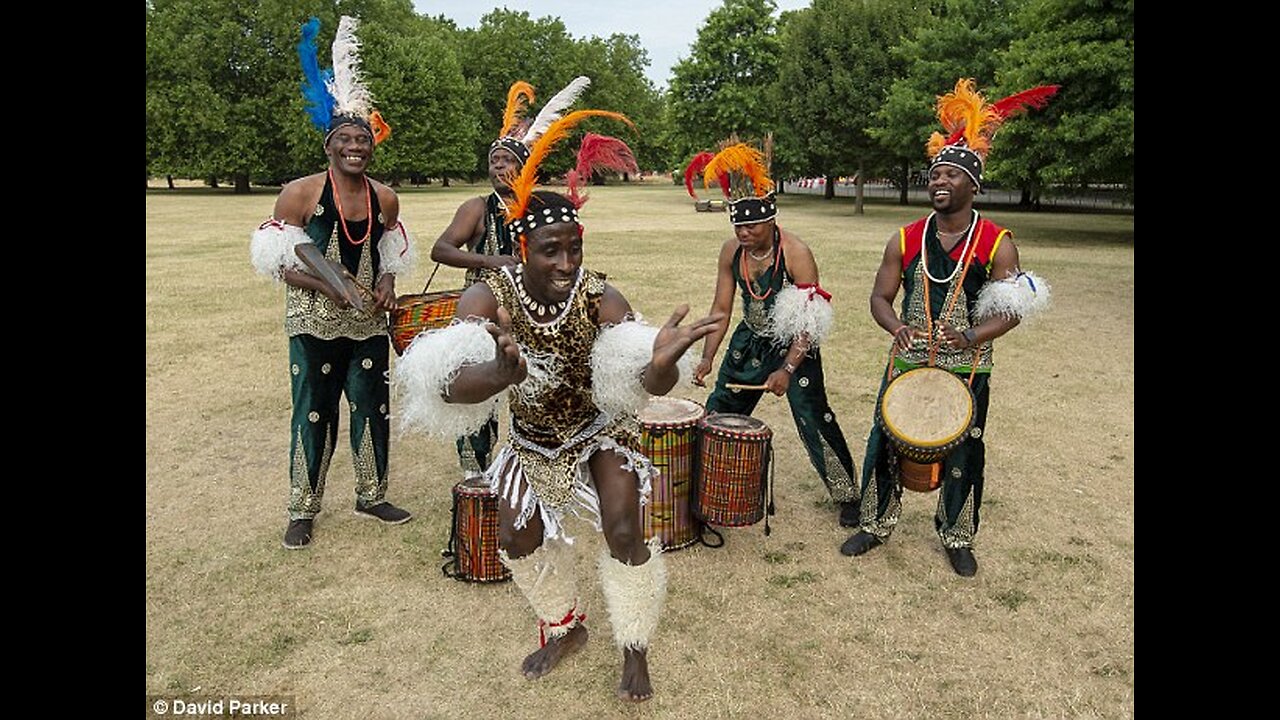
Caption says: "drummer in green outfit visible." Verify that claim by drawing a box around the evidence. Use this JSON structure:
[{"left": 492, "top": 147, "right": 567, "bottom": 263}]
[{"left": 688, "top": 140, "right": 861, "bottom": 529}]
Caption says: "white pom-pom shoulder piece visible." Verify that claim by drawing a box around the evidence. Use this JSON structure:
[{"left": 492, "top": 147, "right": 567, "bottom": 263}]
[
  {"left": 249, "top": 219, "right": 310, "bottom": 281},
  {"left": 393, "top": 319, "right": 501, "bottom": 437},
  {"left": 975, "top": 270, "right": 1051, "bottom": 321},
  {"left": 766, "top": 284, "right": 834, "bottom": 346}
]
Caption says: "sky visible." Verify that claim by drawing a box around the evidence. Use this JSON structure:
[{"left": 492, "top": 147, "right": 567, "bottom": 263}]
[{"left": 411, "top": 1, "right": 811, "bottom": 89}]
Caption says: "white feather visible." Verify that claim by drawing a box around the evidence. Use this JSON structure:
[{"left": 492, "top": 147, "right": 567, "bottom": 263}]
[
  {"left": 392, "top": 319, "right": 501, "bottom": 437},
  {"left": 376, "top": 221, "right": 415, "bottom": 277},
  {"left": 249, "top": 220, "right": 309, "bottom": 281},
  {"left": 326, "top": 16, "right": 372, "bottom": 118},
  {"left": 524, "top": 76, "right": 591, "bottom": 143},
  {"left": 767, "top": 285, "right": 834, "bottom": 346},
  {"left": 974, "top": 269, "right": 1052, "bottom": 321}
]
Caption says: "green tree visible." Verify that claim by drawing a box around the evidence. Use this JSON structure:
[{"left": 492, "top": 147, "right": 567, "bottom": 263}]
[
  {"left": 666, "top": 0, "right": 783, "bottom": 163},
  {"left": 147, "top": 0, "right": 308, "bottom": 192},
  {"left": 576, "top": 34, "right": 670, "bottom": 173},
  {"left": 775, "top": 0, "right": 920, "bottom": 212},
  {"left": 997, "top": 0, "right": 1133, "bottom": 203},
  {"left": 361, "top": 16, "right": 481, "bottom": 185},
  {"left": 456, "top": 9, "right": 583, "bottom": 176},
  {"left": 872, "top": 0, "right": 1020, "bottom": 203}
]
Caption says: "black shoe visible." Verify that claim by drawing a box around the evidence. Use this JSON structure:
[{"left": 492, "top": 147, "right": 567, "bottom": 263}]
[
  {"left": 840, "top": 530, "right": 882, "bottom": 557},
  {"left": 283, "top": 519, "right": 313, "bottom": 549},
  {"left": 945, "top": 547, "right": 978, "bottom": 577},
  {"left": 838, "top": 500, "right": 861, "bottom": 528},
  {"left": 355, "top": 502, "right": 413, "bottom": 525}
]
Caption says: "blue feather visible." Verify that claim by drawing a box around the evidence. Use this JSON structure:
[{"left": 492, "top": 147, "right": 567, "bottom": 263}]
[{"left": 298, "top": 17, "right": 334, "bottom": 132}]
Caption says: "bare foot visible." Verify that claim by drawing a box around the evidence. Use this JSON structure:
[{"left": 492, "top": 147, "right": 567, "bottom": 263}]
[
  {"left": 521, "top": 624, "right": 588, "bottom": 679},
  {"left": 617, "top": 647, "right": 653, "bottom": 702}
]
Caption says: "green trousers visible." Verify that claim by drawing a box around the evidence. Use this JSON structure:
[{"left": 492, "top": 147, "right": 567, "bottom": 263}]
[
  {"left": 287, "top": 334, "right": 390, "bottom": 520},
  {"left": 859, "top": 367, "right": 991, "bottom": 548}
]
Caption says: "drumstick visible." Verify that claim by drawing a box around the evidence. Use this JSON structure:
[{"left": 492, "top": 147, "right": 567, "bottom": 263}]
[{"left": 725, "top": 383, "right": 769, "bottom": 391}]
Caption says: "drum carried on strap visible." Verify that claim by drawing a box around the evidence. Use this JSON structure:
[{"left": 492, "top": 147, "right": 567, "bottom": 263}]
[
  {"left": 637, "top": 397, "right": 705, "bottom": 551},
  {"left": 697, "top": 413, "right": 773, "bottom": 530},
  {"left": 389, "top": 263, "right": 463, "bottom": 355},
  {"left": 442, "top": 481, "right": 510, "bottom": 583},
  {"left": 876, "top": 366, "right": 974, "bottom": 492}
]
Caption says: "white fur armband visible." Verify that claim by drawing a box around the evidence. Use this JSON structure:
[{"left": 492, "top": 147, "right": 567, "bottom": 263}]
[
  {"left": 591, "top": 320, "right": 693, "bottom": 418},
  {"left": 377, "top": 220, "right": 415, "bottom": 277},
  {"left": 249, "top": 219, "right": 310, "bottom": 281},
  {"left": 975, "top": 270, "right": 1052, "bottom": 321},
  {"left": 393, "top": 320, "right": 501, "bottom": 437},
  {"left": 767, "top": 283, "right": 834, "bottom": 347}
]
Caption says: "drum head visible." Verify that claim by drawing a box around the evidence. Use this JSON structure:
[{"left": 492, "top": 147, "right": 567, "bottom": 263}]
[
  {"left": 702, "top": 412, "right": 769, "bottom": 434},
  {"left": 639, "top": 396, "right": 706, "bottom": 425},
  {"left": 880, "top": 367, "right": 973, "bottom": 448}
]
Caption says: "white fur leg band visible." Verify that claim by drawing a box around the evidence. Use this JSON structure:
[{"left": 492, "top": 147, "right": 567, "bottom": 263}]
[
  {"left": 591, "top": 321, "right": 692, "bottom": 418},
  {"left": 767, "top": 283, "right": 834, "bottom": 347},
  {"left": 975, "top": 270, "right": 1052, "bottom": 321},
  {"left": 249, "top": 219, "right": 310, "bottom": 281},
  {"left": 500, "top": 541, "right": 582, "bottom": 645},
  {"left": 598, "top": 539, "right": 667, "bottom": 651},
  {"left": 393, "top": 319, "right": 501, "bottom": 437},
  {"left": 377, "top": 220, "right": 415, "bottom": 278}
]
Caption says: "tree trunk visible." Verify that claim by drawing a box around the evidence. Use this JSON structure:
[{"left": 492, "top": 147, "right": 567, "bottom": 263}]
[
  {"left": 1019, "top": 187, "right": 1032, "bottom": 207},
  {"left": 823, "top": 175, "right": 835, "bottom": 200},
  {"left": 442, "top": 176, "right": 451, "bottom": 188},
  {"left": 233, "top": 173, "right": 250, "bottom": 194},
  {"left": 854, "top": 161, "right": 865, "bottom": 215},
  {"left": 208, "top": 176, "right": 219, "bottom": 188},
  {"left": 166, "top": 174, "right": 175, "bottom": 190},
  {"left": 777, "top": 180, "right": 785, "bottom": 195},
  {"left": 622, "top": 172, "right": 630, "bottom": 183},
  {"left": 899, "top": 160, "right": 908, "bottom": 205}
]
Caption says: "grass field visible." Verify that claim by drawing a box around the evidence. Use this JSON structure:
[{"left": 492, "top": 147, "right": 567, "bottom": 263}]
[{"left": 146, "top": 181, "right": 1134, "bottom": 719}]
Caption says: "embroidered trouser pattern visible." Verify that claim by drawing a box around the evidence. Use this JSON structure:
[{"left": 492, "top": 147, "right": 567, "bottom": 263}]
[
  {"left": 287, "top": 334, "right": 390, "bottom": 520},
  {"left": 858, "top": 370, "right": 991, "bottom": 548}
]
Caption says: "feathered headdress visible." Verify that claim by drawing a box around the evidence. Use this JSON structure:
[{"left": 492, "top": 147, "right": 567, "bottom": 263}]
[
  {"left": 502, "top": 109, "right": 635, "bottom": 257},
  {"left": 685, "top": 135, "right": 777, "bottom": 225},
  {"left": 490, "top": 81, "right": 537, "bottom": 166},
  {"left": 489, "top": 76, "right": 594, "bottom": 169},
  {"left": 926, "top": 78, "right": 1058, "bottom": 188},
  {"left": 297, "top": 16, "right": 391, "bottom": 146}
]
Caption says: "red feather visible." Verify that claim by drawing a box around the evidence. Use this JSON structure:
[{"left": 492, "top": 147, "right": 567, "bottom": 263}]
[
  {"left": 991, "top": 85, "right": 1059, "bottom": 120},
  {"left": 567, "top": 133, "right": 638, "bottom": 209},
  {"left": 684, "top": 152, "right": 716, "bottom": 198},
  {"left": 575, "top": 133, "right": 638, "bottom": 180}
]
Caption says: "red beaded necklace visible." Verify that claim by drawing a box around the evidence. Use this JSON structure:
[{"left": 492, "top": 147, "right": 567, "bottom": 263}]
[{"left": 328, "top": 167, "right": 373, "bottom": 246}]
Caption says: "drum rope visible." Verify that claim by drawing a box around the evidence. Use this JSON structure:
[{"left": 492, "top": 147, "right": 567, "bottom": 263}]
[
  {"left": 422, "top": 261, "right": 442, "bottom": 294},
  {"left": 440, "top": 489, "right": 461, "bottom": 579}
]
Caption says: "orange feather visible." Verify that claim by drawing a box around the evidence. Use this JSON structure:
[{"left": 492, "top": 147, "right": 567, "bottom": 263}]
[
  {"left": 500, "top": 81, "right": 536, "bottom": 137},
  {"left": 505, "top": 110, "right": 635, "bottom": 221},
  {"left": 702, "top": 143, "right": 773, "bottom": 198}
]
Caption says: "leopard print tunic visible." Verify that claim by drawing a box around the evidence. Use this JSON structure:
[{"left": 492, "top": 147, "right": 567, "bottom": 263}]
[{"left": 482, "top": 266, "right": 644, "bottom": 513}]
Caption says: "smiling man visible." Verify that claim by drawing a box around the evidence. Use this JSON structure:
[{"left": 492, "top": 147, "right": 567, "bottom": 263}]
[
  {"left": 840, "top": 79, "right": 1055, "bottom": 576},
  {"left": 249, "top": 17, "right": 414, "bottom": 549},
  {"left": 398, "top": 119, "right": 720, "bottom": 702}
]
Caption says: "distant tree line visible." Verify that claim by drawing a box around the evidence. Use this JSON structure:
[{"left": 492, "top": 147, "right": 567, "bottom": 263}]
[{"left": 146, "top": 0, "right": 1133, "bottom": 207}]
